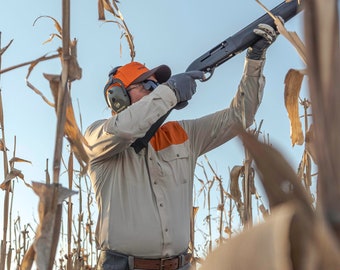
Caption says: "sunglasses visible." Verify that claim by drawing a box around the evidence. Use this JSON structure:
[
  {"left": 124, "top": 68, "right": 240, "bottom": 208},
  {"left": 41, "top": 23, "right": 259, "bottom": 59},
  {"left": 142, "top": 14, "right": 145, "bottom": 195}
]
[
  {"left": 128, "top": 80, "right": 159, "bottom": 92},
  {"left": 142, "top": 80, "right": 159, "bottom": 91}
]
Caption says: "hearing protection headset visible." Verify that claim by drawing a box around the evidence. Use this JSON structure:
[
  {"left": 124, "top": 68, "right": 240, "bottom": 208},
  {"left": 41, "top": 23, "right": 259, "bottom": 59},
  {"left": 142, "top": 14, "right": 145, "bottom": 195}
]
[{"left": 104, "top": 66, "right": 131, "bottom": 113}]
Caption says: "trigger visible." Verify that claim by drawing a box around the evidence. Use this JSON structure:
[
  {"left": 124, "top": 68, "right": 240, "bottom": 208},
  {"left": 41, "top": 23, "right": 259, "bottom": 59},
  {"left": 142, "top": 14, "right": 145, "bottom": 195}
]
[{"left": 201, "top": 69, "right": 214, "bottom": 82}]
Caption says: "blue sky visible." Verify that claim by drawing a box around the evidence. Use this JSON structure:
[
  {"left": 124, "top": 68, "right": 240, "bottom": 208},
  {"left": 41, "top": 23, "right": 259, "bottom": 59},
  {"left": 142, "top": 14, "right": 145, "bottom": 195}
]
[{"left": 0, "top": 0, "right": 308, "bottom": 255}]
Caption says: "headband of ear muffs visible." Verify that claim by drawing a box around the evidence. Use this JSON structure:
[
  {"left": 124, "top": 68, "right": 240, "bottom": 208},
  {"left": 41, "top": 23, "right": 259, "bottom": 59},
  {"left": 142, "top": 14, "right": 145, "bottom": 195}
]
[{"left": 103, "top": 66, "right": 131, "bottom": 113}]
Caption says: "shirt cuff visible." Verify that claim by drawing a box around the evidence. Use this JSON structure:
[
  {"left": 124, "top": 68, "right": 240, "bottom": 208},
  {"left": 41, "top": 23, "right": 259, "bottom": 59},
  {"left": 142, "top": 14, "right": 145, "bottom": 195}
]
[
  {"left": 152, "top": 84, "right": 178, "bottom": 108},
  {"left": 243, "top": 58, "right": 265, "bottom": 77}
]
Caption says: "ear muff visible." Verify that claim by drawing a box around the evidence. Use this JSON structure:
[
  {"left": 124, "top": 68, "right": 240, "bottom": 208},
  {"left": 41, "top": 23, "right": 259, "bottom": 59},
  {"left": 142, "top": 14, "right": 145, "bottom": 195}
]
[
  {"left": 104, "top": 67, "right": 131, "bottom": 113},
  {"left": 105, "top": 80, "right": 131, "bottom": 113}
]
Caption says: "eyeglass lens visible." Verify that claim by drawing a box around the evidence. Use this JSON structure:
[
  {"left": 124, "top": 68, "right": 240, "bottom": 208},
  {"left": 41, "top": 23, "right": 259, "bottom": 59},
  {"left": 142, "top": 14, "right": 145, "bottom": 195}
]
[{"left": 142, "top": 80, "right": 159, "bottom": 91}]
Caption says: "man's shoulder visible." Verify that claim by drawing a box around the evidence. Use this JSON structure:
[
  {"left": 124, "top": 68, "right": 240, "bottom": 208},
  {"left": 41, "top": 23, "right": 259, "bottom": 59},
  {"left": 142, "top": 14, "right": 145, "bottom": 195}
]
[{"left": 85, "top": 119, "right": 108, "bottom": 135}]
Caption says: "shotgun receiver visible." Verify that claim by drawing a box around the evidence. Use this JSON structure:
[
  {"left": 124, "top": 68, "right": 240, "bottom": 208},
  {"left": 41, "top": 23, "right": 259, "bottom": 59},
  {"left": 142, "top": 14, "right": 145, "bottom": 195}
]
[{"left": 186, "top": 0, "right": 303, "bottom": 79}]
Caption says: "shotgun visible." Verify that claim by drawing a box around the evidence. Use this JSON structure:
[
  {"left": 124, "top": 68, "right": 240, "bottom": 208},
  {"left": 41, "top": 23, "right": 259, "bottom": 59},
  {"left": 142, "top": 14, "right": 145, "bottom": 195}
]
[
  {"left": 186, "top": 0, "right": 304, "bottom": 80},
  {"left": 132, "top": 0, "right": 303, "bottom": 153}
]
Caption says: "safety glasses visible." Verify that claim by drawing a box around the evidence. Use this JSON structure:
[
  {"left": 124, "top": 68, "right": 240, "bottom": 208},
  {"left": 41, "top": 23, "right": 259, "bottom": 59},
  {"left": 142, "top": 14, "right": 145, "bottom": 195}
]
[
  {"left": 141, "top": 80, "right": 159, "bottom": 91},
  {"left": 127, "top": 80, "right": 159, "bottom": 92}
]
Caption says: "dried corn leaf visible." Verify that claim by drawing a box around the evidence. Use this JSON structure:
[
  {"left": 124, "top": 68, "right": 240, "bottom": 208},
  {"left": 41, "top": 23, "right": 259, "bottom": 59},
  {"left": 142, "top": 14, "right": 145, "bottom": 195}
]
[
  {"left": 27, "top": 53, "right": 61, "bottom": 81},
  {"left": 256, "top": 0, "right": 306, "bottom": 64},
  {"left": 0, "top": 181, "right": 10, "bottom": 191},
  {"left": 99, "top": 0, "right": 136, "bottom": 61},
  {"left": 68, "top": 39, "right": 82, "bottom": 81},
  {"left": 193, "top": 206, "right": 199, "bottom": 218},
  {"left": 32, "top": 182, "right": 77, "bottom": 270},
  {"left": 200, "top": 201, "right": 330, "bottom": 270},
  {"left": 217, "top": 204, "right": 224, "bottom": 211},
  {"left": 9, "top": 157, "right": 32, "bottom": 167},
  {"left": 43, "top": 74, "right": 89, "bottom": 173},
  {"left": 238, "top": 127, "right": 312, "bottom": 210},
  {"left": 33, "top": 16, "right": 62, "bottom": 42},
  {"left": 0, "top": 168, "right": 33, "bottom": 190},
  {"left": 259, "top": 204, "right": 269, "bottom": 217},
  {"left": 103, "top": 0, "right": 116, "bottom": 15},
  {"left": 230, "top": 166, "right": 243, "bottom": 204},
  {"left": 24, "top": 52, "right": 60, "bottom": 107},
  {"left": 5, "top": 168, "right": 24, "bottom": 182},
  {"left": 284, "top": 69, "right": 305, "bottom": 146},
  {"left": 0, "top": 39, "right": 13, "bottom": 57},
  {"left": 0, "top": 139, "right": 9, "bottom": 151},
  {"left": 21, "top": 245, "right": 35, "bottom": 270},
  {"left": 98, "top": 0, "right": 117, "bottom": 20},
  {"left": 98, "top": 0, "right": 105, "bottom": 20},
  {"left": 57, "top": 40, "right": 82, "bottom": 82},
  {"left": 224, "top": 226, "right": 232, "bottom": 235},
  {"left": 249, "top": 167, "right": 256, "bottom": 195},
  {"left": 274, "top": 16, "right": 307, "bottom": 64},
  {"left": 26, "top": 80, "right": 54, "bottom": 107}
]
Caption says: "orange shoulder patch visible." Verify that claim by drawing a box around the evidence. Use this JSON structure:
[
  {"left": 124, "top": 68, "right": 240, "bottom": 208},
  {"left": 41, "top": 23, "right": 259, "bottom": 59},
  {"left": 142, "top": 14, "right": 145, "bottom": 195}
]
[{"left": 150, "top": 121, "right": 188, "bottom": 151}]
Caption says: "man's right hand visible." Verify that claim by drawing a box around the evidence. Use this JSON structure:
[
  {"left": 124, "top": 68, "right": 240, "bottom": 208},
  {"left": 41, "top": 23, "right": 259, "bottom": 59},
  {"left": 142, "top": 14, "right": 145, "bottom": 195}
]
[{"left": 164, "top": 71, "right": 204, "bottom": 109}]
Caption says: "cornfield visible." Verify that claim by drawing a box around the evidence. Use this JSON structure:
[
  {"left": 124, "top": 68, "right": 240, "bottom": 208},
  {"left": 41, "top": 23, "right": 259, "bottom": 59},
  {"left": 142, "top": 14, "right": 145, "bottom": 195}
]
[{"left": 1, "top": 0, "right": 339, "bottom": 269}]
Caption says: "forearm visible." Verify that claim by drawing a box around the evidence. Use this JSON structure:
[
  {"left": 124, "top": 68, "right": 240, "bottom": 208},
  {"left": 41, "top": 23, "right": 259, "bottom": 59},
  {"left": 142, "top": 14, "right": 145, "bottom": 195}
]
[
  {"left": 230, "top": 58, "right": 266, "bottom": 127},
  {"left": 104, "top": 85, "right": 176, "bottom": 138},
  {"left": 84, "top": 85, "right": 177, "bottom": 160},
  {"left": 182, "top": 58, "right": 266, "bottom": 156}
]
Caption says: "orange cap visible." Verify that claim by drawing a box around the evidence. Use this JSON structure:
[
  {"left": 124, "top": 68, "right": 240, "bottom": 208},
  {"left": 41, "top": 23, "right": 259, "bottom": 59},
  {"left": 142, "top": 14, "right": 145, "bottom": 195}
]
[{"left": 113, "top": 62, "right": 171, "bottom": 88}]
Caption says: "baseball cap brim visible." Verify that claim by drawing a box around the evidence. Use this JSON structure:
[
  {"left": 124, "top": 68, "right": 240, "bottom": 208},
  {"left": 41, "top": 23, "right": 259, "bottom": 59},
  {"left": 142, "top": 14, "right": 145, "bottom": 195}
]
[{"left": 131, "top": 64, "right": 171, "bottom": 85}]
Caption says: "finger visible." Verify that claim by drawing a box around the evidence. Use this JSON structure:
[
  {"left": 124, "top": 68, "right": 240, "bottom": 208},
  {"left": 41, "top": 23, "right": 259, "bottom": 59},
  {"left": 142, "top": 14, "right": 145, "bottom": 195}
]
[
  {"left": 186, "top": 71, "right": 205, "bottom": 80},
  {"left": 254, "top": 28, "right": 275, "bottom": 43},
  {"left": 257, "top": 23, "right": 276, "bottom": 36}
]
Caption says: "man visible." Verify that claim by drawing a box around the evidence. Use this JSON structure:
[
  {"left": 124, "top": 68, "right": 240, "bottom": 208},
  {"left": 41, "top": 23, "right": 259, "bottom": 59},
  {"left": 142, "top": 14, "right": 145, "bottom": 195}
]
[{"left": 84, "top": 23, "right": 277, "bottom": 270}]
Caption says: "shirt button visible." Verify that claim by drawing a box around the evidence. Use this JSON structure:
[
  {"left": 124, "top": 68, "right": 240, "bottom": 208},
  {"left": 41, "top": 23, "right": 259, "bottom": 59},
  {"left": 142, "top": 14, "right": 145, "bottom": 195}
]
[
  {"left": 149, "top": 157, "right": 152, "bottom": 160},
  {"left": 165, "top": 228, "right": 168, "bottom": 232},
  {"left": 154, "top": 181, "right": 157, "bottom": 185},
  {"left": 160, "top": 203, "right": 163, "bottom": 207}
]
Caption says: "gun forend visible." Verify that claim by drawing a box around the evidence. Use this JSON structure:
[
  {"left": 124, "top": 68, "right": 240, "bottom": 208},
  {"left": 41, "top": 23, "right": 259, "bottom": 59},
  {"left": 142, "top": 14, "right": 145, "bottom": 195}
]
[{"left": 186, "top": 0, "right": 304, "bottom": 78}]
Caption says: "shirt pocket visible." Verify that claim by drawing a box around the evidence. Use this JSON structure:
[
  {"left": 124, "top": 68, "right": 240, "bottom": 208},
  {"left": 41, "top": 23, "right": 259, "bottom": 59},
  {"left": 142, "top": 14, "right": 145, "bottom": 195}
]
[{"left": 158, "top": 146, "right": 191, "bottom": 185}]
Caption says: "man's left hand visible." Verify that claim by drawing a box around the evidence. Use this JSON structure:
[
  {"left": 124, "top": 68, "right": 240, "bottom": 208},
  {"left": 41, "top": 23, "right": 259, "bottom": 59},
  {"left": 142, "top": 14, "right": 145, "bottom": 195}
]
[{"left": 247, "top": 23, "right": 277, "bottom": 60}]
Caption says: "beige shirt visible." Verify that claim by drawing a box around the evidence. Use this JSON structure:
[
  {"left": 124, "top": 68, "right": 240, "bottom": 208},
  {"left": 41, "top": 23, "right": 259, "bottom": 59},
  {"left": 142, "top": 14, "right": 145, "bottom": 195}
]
[{"left": 84, "top": 58, "right": 265, "bottom": 258}]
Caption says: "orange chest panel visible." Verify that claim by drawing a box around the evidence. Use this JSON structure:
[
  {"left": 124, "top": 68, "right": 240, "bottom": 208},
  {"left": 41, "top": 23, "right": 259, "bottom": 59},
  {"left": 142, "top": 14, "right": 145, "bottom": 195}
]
[{"left": 150, "top": 121, "right": 188, "bottom": 151}]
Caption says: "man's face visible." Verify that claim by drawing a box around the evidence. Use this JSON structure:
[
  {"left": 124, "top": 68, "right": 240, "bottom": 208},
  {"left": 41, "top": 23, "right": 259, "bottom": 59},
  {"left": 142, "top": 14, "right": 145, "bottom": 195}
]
[{"left": 127, "top": 75, "right": 158, "bottom": 104}]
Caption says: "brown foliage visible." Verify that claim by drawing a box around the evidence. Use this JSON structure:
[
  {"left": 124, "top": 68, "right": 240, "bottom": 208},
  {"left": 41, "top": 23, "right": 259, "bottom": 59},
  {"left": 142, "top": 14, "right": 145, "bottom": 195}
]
[{"left": 201, "top": 0, "right": 340, "bottom": 269}]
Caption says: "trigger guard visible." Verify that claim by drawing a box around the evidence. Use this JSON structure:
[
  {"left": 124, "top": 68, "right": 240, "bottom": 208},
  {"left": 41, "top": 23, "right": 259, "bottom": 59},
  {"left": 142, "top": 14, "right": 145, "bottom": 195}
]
[{"left": 201, "top": 69, "right": 214, "bottom": 82}]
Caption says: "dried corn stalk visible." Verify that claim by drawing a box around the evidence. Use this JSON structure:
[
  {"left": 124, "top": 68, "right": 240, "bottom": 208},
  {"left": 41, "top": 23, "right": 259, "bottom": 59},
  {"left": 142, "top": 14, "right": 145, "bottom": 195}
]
[
  {"left": 21, "top": 182, "right": 77, "bottom": 270},
  {"left": 43, "top": 73, "right": 88, "bottom": 174},
  {"left": 304, "top": 0, "right": 340, "bottom": 233}
]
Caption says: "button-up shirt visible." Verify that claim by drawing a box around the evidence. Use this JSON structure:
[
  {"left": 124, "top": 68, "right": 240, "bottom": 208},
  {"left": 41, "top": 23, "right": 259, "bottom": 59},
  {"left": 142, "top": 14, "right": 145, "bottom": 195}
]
[{"left": 84, "top": 58, "right": 265, "bottom": 258}]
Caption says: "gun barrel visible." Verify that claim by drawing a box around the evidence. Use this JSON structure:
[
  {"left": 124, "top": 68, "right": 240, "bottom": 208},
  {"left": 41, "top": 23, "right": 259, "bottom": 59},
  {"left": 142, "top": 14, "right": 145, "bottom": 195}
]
[{"left": 186, "top": 0, "right": 303, "bottom": 74}]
